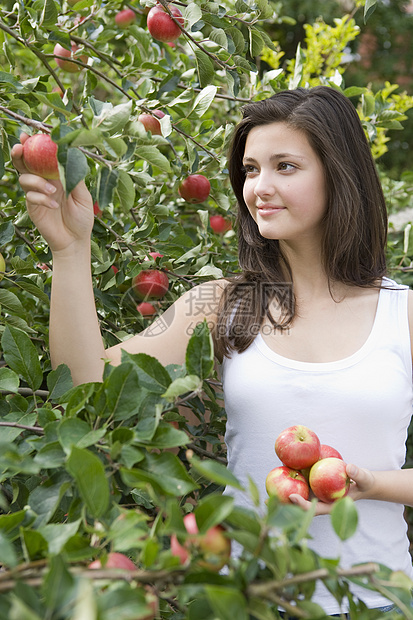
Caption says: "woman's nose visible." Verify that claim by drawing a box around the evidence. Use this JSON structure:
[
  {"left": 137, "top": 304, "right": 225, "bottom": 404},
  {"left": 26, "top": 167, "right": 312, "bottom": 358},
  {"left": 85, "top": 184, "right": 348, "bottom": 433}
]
[{"left": 254, "top": 171, "right": 276, "bottom": 198}]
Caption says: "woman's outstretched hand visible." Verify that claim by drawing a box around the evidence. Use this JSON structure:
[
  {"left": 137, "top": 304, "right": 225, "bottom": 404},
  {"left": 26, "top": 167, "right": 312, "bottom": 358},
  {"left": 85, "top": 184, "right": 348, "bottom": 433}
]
[
  {"left": 11, "top": 133, "right": 94, "bottom": 255},
  {"left": 289, "top": 463, "right": 376, "bottom": 515}
]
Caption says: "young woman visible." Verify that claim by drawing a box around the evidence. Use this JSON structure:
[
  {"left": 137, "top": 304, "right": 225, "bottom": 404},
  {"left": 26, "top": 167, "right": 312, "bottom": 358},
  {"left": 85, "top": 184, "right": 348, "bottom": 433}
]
[{"left": 12, "top": 86, "right": 413, "bottom": 615}]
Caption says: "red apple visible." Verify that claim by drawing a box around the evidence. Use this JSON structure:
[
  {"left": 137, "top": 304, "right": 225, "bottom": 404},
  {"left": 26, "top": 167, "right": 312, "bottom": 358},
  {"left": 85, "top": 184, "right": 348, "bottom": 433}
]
[
  {"left": 265, "top": 465, "right": 310, "bottom": 504},
  {"left": 136, "top": 301, "right": 156, "bottom": 316},
  {"left": 132, "top": 269, "right": 169, "bottom": 299},
  {"left": 138, "top": 110, "right": 165, "bottom": 136},
  {"left": 115, "top": 8, "right": 136, "bottom": 28},
  {"left": 54, "top": 42, "right": 87, "bottom": 73},
  {"left": 147, "top": 4, "right": 183, "bottom": 42},
  {"left": 0, "top": 252, "right": 5, "bottom": 281},
  {"left": 88, "top": 551, "right": 136, "bottom": 570},
  {"left": 178, "top": 174, "right": 211, "bottom": 203},
  {"left": 36, "top": 263, "right": 50, "bottom": 271},
  {"left": 144, "top": 251, "right": 164, "bottom": 261},
  {"left": 198, "top": 524, "right": 231, "bottom": 571},
  {"left": 319, "top": 444, "right": 343, "bottom": 460},
  {"left": 111, "top": 265, "right": 119, "bottom": 274},
  {"left": 210, "top": 214, "right": 231, "bottom": 234},
  {"left": 170, "top": 513, "right": 231, "bottom": 572},
  {"left": 275, "top": 425, "right": 321, "bottom": 470},
  {"left": 93, "top": 201, "right": 102, "bottom": 217},
  {"left": 23, "top": 134, "right": 59, "bottom": 180},
  {"left": 309, "top": 457, "right": 350, "bottom": 503}
]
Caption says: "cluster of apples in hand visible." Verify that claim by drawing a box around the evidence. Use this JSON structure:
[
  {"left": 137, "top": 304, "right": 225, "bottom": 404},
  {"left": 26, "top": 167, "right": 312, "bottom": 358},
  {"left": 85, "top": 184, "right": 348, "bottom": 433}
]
[{"left": 265, "top": 425, "right": 350, "bottom": 504}]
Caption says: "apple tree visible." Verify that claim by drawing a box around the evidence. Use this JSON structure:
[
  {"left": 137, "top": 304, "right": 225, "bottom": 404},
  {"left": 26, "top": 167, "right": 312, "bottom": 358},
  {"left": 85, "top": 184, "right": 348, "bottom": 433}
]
[{"left": 1, "top": 0, "right": 413, "bottom": 617}]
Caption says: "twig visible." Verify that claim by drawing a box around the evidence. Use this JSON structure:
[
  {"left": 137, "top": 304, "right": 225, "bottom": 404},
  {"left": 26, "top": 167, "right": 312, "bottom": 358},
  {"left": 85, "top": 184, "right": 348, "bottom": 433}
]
[
  {"left": 0, "top": 421, "right": 44, "bottom": 435},
  {"left": 248, "top": 562, "right": 380, "bottom": 597}
]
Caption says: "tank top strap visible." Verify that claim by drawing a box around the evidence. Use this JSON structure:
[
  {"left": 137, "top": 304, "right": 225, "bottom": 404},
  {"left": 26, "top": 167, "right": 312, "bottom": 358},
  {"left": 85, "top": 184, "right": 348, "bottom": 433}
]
[{"left": 376, "top": 277, "right": 412, "bottom": 376}]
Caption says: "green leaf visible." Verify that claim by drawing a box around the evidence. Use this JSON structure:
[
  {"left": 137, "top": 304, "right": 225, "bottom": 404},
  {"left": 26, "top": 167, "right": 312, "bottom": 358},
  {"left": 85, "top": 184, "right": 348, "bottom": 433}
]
[
  {"left": 0, "top": 221, "right": 15, "bottom": 245},
  {"left": 14, "top": 280, "right": 50, "bottom": 305},
  {"left": 195, "top": 494, "right": 234, "bottom": 532},
  {"left": 205, "top": 587, "right": 248, "bottom": 620},
  {"left": 0, "top": 531, "right": 17, "bottom": 567},
  {"left": 38, "top": 520, "right": 81, "bottom": 555},
  {"left": 249, "top": 28, "right": 265, "bottom": 58},
  {"left": 185, "top": 320, "right": 214, "bottom": 379},
  {"left": 98, "top": 167, "right": 119, "bottom": 209},
  {"left": 0, "top": 289, "right": 25, "bottom": 318},
  {"left": 42, "top": 555, "right": 75, "bottom": 613},
  {"left": 162, "top": 374, "right": 202, "bottom": 401},
  {"left": 66, "top": 446, "right": 110, "bottom": 518},
  {"left": 58, "top": 418, "right": 106, "bottom": 453},
  {"left": 194, "top": 49, "right": 215, "bottom": 88},
  {"left": 47, "top": 364, "right": 73, "bottom": 400},
  {"left": 0, "top": 71, "right": 24, "bottom": 92},
  {"left": 190, "top": 85, "right": 217, "bottom": 118},
  {"left": 331, "top": 496, "right": 358, "bottom": 541},
  {"left": 65, "top": 148, "right": 90, "bottom": 196},
  {"left": 182, "top": 2, "right": 203, "bottom": 29},
  {"left": 364, "top": 0, "right": 378, "bottom": 23},
  {"left": 94, "top": 100, "right": 132, "bottom": 135},
  {"left": 227, "top": 27, "right": 246, "bottom": 55},
  {"left": 190, "top": 454, "right": 244, "bottom": 491},
  {"left": 0, "top": 367, "right": 19, "bottom": 393},
  {"left": 121, "top": 452, "right": 198, "bottom": 496},
  {"left": 1, "top": 325, "right": 43, "bottom": 391},
  {"left": 115, "top": 170, "right": 136, "bottom": 213},
  {"left": 104, "top": 363, "right": 141, "bottom": 421},
  {"left": 40, "top": 0, "right": 58, "bottom": 27},
  {"left": 134, "top": 145, "right": 171, "bottom": 173},
  {"left": 122, "top": 352, "right": 171, "bottom": 393},
  {"left": 29, "top": 480, "right": 72, "bottom": 528},
  {"left": 209, "top": 28, "right": 228, "bottom": 50}
]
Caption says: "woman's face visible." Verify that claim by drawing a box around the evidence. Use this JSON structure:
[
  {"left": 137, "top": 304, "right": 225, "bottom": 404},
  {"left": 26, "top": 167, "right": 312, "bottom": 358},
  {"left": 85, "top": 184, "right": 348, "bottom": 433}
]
[{"left": 242, "top": 122, "right": 328, "bottom": 247}]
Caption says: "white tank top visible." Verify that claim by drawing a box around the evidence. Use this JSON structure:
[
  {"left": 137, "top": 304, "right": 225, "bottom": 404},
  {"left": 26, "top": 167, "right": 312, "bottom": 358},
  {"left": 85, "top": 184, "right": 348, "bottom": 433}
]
[{"left": 221, "top": 278, "right": 413, "bottom": 614}]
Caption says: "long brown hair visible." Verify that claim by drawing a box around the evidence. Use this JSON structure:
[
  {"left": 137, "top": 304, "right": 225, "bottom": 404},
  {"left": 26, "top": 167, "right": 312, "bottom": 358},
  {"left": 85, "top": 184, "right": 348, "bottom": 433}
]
[{"left": 214, "top": 86, "right": 388, "bottom": 358}]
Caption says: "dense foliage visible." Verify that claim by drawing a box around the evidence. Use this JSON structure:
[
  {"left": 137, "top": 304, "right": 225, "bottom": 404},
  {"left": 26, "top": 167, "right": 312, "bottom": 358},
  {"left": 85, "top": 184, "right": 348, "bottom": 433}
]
[{"left": 1, "top": 0, "right": 413, "bottom": 617}]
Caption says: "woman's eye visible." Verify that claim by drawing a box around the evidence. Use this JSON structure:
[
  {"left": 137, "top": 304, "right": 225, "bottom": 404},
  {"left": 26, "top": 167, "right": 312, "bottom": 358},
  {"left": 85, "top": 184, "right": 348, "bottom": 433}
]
[
  {"left": 278, "top": 162, "right": 295, "bottom": 171},
  {"left": 242, "top": 165, "right": 257, "bottom": 175}
]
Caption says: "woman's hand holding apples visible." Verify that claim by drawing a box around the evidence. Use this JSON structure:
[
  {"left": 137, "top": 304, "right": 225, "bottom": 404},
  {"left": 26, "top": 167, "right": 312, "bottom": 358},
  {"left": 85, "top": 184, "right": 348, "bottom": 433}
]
[
  {"left": 289, "top": 464, "right": 376, "bottom": 514},
  {"left": 11, "top": 133, "right": 94, "bottom": 255}
]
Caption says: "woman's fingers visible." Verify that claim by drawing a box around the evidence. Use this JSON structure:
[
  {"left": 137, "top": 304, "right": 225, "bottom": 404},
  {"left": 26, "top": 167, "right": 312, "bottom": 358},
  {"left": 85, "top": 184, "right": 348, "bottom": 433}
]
[
  {"left": 289, "top": 493, "right": 333, "bottom": 514},
  {"left": 11, "top": 142, "right": 29, "bottom": 175},
  {"left": 25, "top": 190, "right": 60, "bottom": 210}
]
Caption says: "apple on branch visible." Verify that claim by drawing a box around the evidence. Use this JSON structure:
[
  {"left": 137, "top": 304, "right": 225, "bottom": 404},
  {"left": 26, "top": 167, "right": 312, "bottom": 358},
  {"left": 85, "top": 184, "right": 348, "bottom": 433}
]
[
  {"left": 132, "top": 269, "right": 169, "bottom": 300},
  {"left": 179, "top": 174, "right": 211, "bottom": 204},
  {"left": 115, "top": 8, "right": 136, "bottom": 28},
  {"left": 22, "top": 134, "right": 59, "bottom": 180},
  {"left": 210, "top": 214, "right": 231, "bottom": 234},
  {"left": 93, "top": 201, "right": 102, "bottom": 217},
  {"left": 147, "top": 4, "right": 184, "bottom": 42},
  {"left": 88, "top": 551, "right": 136, "bottom": 570},
  {"left": 53, "top": 42, "right": 87, "bottom": 73},
  {"left": 138, "top": 110, "right": 165, "bottom": 136},
  {"left": 275, "top": 424, "right": 321, "bottom": 470},
  {"left": 309, "top": 457, "right": 350, "bottom": 503},
  {"left": 136, "top": 302, "right": 157, "bottom": 316},
  {"left": 265, "top": 465, "right": 310, "bottom": 503},
  {"left": 170, "top": 513, "right": 231, "bottom": 571}
]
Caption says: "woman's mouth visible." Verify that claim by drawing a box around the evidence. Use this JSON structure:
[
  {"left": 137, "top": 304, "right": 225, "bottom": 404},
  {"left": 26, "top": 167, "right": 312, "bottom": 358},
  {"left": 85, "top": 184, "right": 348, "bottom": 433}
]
[{"left": 257, "top": 205, "right": 285, "bottom": 216}]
